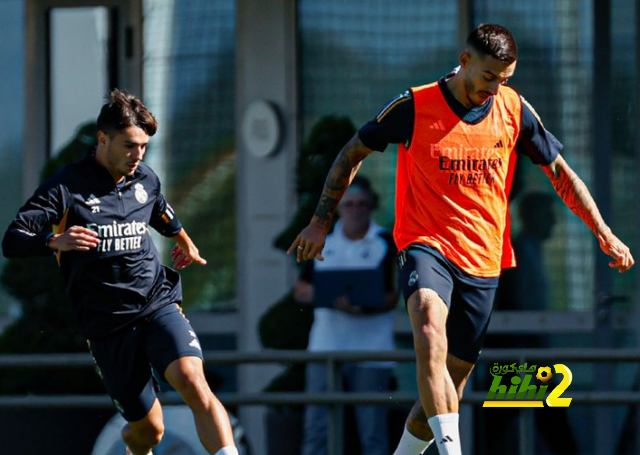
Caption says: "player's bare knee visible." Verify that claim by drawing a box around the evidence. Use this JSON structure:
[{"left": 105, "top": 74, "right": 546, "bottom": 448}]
[
  {"left": 414, "top": 328, "right": 447, "bottom": 367},
  {"left": 166, "top": 358, "right": 206, "bottom": 393},
  {"left": 170, "top": 370, "right": 214, "bottom": 411},
  {"left": 409, "top": 289, "right": 447, "bottom": 323},
  {"left": 411, "top": 316, "right": 447, "bottom": 360},
  {"left": 409, "top": 289, "right": 447, "bottom": 360},
  {"left": 141, "top": 429, "right": 164, "bottom": 448},
  {"left": 122, "top": 421, "right": 164, "bottom": 448},
  {"left": 170, "top": 369, "right": 194, "bottom": 391},
  {"left": 410, "top": 288, "right": 442, "bottom": 309}
]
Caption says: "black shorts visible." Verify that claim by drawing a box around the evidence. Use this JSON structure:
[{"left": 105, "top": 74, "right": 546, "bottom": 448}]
[
  {"left": 87, "top": 303, "right": 203, "bottom": 422},
  {"left": 398, "top": 244, "right": 499, "bottom": 363}
]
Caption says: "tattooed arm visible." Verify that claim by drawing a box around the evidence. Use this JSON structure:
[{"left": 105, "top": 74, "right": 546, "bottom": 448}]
[
  {"left": 542, "top": 154, "right": 634, "bottom": 272},
  {"left": 288, "top": 134, "right": 374, "bottom": 262}
]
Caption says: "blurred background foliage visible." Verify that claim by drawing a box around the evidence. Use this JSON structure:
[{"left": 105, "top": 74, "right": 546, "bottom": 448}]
[
  {"left": 167, "top": 142, "right": 237, "bottom": 310},
  {"left": 0, "top": 122, "right": 103, "bottom": 394}
]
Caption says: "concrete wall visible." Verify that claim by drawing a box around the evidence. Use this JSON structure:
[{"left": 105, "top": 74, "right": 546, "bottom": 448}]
[{"left": 235, "top": 1, "right": 299, "bottom": 452}]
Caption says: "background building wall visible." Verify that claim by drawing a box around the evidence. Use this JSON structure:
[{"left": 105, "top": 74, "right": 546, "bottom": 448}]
[
  {"left": 235, "top": 1, "right": 299, "bottom": 452},
  {"left": 0, "top": 0, "right": 24, "bottom": 321}
]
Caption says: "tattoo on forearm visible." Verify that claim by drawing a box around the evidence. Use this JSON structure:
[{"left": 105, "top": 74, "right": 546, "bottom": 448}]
[
  {"left": 315, "top": 195, "right": 339, "bottom": 230},
  {"left": 544, "top": 159, "right": 607, "bottom": 235},
  {"left": 314, "top": 138, "right": 368, "bottom": 230},
  {"left": 314, "top": 152, "right": 351, "bottom": 229}
]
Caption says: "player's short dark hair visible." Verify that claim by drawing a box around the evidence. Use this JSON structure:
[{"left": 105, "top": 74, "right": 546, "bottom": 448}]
[
  {"left": 96, "top": 88, "right": 158, "bottom": 137},
  {"left": 466, "top": 23, "right": 518, "bottom": 64}
]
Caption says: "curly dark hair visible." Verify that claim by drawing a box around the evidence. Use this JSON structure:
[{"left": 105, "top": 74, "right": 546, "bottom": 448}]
[{"left": 96, "top": 88, "right": 158, "bottom": 137}]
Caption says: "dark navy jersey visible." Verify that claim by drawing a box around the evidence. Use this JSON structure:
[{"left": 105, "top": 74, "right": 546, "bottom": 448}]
[
  {"left": 2, "top": 151, "right": 184, "bottom": 339},
  {"left": 359, "top": 77, "right": 563, "bottom": 166}
]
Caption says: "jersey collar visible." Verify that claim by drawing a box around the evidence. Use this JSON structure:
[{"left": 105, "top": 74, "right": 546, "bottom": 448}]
[{"left": 438, "top": 76, "right": 494, "bottom": 125}]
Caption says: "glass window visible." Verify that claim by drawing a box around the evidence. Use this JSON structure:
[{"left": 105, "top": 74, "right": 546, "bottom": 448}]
[
  {"left": 143, "top": 0, "right": 236, "bottom": 310},
  {"left": 49, "top": 7, "right": 110, "bottom": 156},
  {"left": 474, "top": 1, "right": 636, "bottom": 312},
  {"left": 474, "top": 1, "right": 595, "bottom": 311},
  {"left": 611, "top": 0, "right": 637, "bottom": 309},
  {"left": 299, "top": 0, "right": 458, "bottom": 229}
]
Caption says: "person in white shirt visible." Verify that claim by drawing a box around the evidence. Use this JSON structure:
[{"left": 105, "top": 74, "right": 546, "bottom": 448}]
[{"left": 294, "top": 176, "right": 399, "bottom": 455}]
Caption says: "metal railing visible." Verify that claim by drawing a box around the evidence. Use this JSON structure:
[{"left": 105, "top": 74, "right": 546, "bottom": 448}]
[{"left": 1, "top": 348, "right": 640, "bottom": 455}]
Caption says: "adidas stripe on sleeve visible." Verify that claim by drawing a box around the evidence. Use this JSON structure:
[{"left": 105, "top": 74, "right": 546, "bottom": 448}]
[{"left": 358, "top": 90, "right": 415, "bottom": 152}]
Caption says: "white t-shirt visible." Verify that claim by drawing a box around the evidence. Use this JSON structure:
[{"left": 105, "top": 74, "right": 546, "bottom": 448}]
[{"left": 306, "top": 221, "right": 396, "bottom": 361}]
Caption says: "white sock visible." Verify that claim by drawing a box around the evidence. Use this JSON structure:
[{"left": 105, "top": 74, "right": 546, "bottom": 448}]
[
  {"left": 214, "top": 447, "right": 239, "bottom": 455},
  {"left": 392, "top": 426, "right": 432, "bottom": 455},
  {"left": 427, "top": 413, "right": 462, "bottom": 455}
]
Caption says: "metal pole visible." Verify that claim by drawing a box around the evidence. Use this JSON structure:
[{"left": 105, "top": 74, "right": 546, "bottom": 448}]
[
  {"left": 457, "top": 0, "right": 474, "bottom": 47},
  {"left": 592, "top": 0, "right": 614, "bottom": 453},
  {"left": 518, "top": 354, "right": 534, "bottom": 455},
  {"left": 327, "top": 356, "right": 344, "bottom": 455}
]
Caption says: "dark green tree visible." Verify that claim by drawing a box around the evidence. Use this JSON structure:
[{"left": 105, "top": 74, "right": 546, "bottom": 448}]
[{"left": 272, "top": 115, "right": 357, "bottom": 251}]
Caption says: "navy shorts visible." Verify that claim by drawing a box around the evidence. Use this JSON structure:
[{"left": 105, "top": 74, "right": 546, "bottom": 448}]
[
  {"left": 87, "top": 303, "right": 203, "bottom": 422},
  {"left": 398, "top": 245, "right": 498, "bottom": 363}
]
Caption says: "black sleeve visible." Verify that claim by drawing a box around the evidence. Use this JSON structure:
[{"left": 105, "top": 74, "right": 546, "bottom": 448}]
[
  {"left": 149, "top": 184, "right": 183, "bottom": 237},
  {"left": 379, "top": 231, "right": 398, "bottom": 293},
  {"left": 515, "top": 97, "right": 563, "bottom": 165},
  {"left": 358, "top": 90, "right": 415, "bottom": 152},
  {"left": 2, "top": 180, "right": 67, "bottom": 258}
]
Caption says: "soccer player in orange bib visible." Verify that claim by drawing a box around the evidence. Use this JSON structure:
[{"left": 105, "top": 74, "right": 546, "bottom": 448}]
[{"left": 288, "top": 23, "right": 634, "bottom": 455}]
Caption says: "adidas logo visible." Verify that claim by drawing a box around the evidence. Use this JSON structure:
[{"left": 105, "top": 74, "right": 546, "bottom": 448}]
[
  {"left": 493, "top": 139, "right": 504, "bottom": 148},
  {"left": 439, "top": 435, "right": 454, "bottom": 444},
  {"left": 85, "top": 194, "right": 100, "bottom": 206},
  {"left": 429, "top": 120, "right": 446, "bottom": 131}
]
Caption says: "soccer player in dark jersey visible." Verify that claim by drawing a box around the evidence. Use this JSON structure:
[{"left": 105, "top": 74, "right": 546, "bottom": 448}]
[
  {"left": 2, "top": 89, "right": 238, "bottom": 455},
  {"left": 288, "top": 24, "right": 634, "bottom": 455}
]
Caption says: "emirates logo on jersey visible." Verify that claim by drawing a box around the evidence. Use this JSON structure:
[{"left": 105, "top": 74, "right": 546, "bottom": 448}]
[
  {"left": 430, "top": 145, "right": 505, "bottom": 187},
  {"left": 86, "top": 220, "right": 147, "bottom": 253},
  {"left": 438, "top": 155, "right": 503, "bottom": 172}
]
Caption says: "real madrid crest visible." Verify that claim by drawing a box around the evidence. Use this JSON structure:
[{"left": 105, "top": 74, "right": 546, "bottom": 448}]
[{"left": 134, "top": 183, "right": 148, "bottom": 204}]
